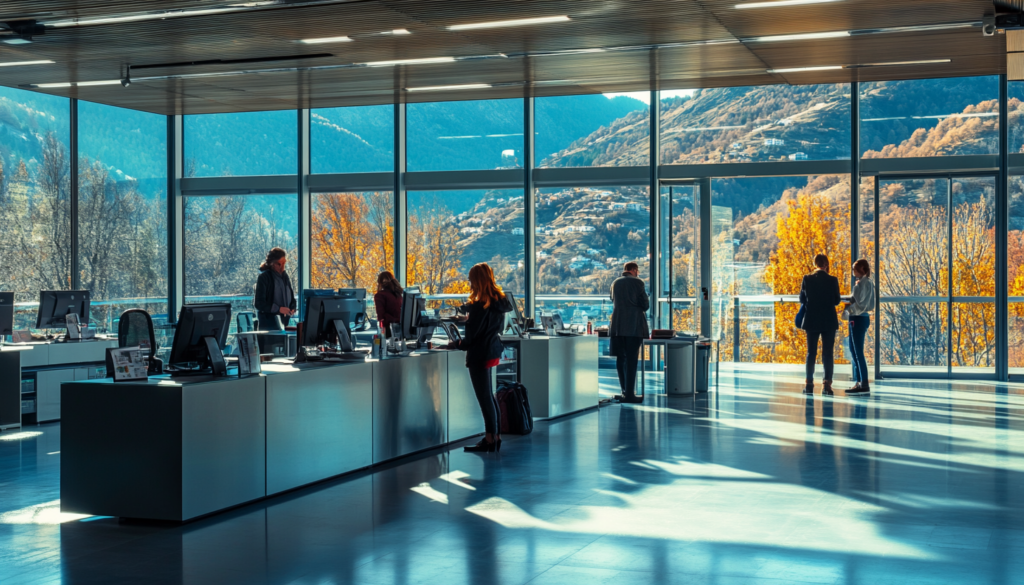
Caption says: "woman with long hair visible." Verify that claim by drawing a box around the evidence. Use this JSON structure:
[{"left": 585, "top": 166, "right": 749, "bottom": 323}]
[
  {"left": 253, "top": 247, "right": 296, "bottom": 331},
  {"left": 374, "top": 271, "right": 404, "bottom": 338},
  {"left": 453, "top": 263, "right": 513, "bottom": 453},
  {"left": 799, "top": 253, "right": 841, "bottom": 394},
  {"left": 845, "top": 259, "right": 874, "bottom": 395}
]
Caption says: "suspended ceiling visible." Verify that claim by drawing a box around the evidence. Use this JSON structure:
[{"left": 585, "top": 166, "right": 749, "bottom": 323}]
[{"left": 0, "top": 0, "right": 1006, "bottom": 115}]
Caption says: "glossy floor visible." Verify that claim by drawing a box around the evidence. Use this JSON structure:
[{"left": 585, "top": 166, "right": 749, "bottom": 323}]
[{"left": 2, "top": 368, "right": 1024, "bottom": 585}]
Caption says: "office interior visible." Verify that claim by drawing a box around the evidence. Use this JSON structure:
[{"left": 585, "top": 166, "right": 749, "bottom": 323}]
[{"left": 1, "top": 1, "right": 1023, "bottom": 584}]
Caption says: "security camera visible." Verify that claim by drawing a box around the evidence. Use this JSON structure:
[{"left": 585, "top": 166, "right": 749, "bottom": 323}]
[
  {"left": 121, "top": 76, "right": 130, "bottom": 87},
  {"left": 983, "top": 23, "right": 997, "bottom": 37}
]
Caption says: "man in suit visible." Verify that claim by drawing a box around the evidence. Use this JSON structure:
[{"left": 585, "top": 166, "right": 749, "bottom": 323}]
[{"left": 610, "top": 262, "right": 650, "bottom": 403}]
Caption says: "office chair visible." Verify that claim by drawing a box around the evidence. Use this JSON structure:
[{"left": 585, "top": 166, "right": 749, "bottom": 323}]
[
  {"left": 237, "top": 312, "right": 255, "bottom": 333},
  {"left": 106, "top": 309, "right": 163, "bottom": 376}
]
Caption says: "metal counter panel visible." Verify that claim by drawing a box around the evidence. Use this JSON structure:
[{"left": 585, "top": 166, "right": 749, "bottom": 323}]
[
  {"left": 181, "top": 376, "right": 266, "bottom": 520},
  {"left": 446, "top": 352, "right": 484, "bottom": 443},
  {"left": 47, "top": 339, "right": 117, "bottom": 365},
  {"left": 372, "top": 352, "right": 448, "bottom": 464},
  {"left": 517, "top": 336, "right": 599, "bottom": 418},
  {"left": 264, "top": 362, "right": 373, "bottom": 495},
  {"left": 0, "top": 349, "right": 25, "bottom": 430}
]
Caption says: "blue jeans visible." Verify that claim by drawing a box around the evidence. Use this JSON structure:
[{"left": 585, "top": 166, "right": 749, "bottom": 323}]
[{"left": 848, "top": 315, "right": 870, "bottom": 384}]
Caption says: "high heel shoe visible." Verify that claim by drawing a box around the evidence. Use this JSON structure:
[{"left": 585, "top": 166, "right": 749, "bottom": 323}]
[
  {"left": 464, "top": 438, "right": 497, "bottom": 453},
  {"left": 495, "top": 438, "right": 502, "bottom": 453}
]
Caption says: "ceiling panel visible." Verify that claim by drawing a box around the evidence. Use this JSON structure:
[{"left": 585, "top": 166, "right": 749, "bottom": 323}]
[{"left": 0, "top": 0, "right": 1006, "bottom": 114}]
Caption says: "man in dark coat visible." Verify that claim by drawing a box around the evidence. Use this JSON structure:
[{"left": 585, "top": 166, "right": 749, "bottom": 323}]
[{"left": 610, "top": 262, "right": 650, "bottom": 403}]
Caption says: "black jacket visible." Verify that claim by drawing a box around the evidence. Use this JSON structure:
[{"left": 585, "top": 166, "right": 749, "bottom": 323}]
[
  {"left": 799, "top": 270, "right": 841, "bottom": 332},
  {"left": 253, "top": 269, "right": 297, "bottom": 316},
  {"left": 457, "top": 295, "right": 513, "bottom": 365},
  {"left": 609, "top": 273, "right": 650, "bottom": 338}
]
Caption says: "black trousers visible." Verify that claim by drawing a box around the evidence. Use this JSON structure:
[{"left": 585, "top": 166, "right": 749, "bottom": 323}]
[
  {"left": 468, "top": 362, "right": 499, "bottom": 435},
  {"left": 257, "top": 312, "right": 289, "bottom": 331},
  {"left": 805, "top": 329, "right": 836, "bottom": 382},
  {"left": 611, "top": 336, "right": 643, "bottom": 397}
]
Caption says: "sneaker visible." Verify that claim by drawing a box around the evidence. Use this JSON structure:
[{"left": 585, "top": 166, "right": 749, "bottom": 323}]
[
  {"left": 847, "top": 385, "right": 870, "bottom": 395},
  {"left": 615, "top": 394, "right": 644, "bottom": 404}
]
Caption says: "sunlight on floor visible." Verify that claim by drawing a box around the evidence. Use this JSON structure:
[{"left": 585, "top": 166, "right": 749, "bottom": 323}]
[
  {"left": 0, "top": 431, "right": 43, "bottom": 442},
  {"left": 0, "top": 500, "right": 91, "bottom": 525}
]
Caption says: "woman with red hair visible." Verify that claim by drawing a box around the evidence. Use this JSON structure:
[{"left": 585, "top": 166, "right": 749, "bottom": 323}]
[{"left": 453, "top": 263, "right": 513, "bottom": 453}]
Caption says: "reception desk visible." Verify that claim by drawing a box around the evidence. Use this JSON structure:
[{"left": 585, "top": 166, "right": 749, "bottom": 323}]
[
  {"left": 511, "top": 335, "right": 600, "bottom": 418},
  {"left": 61, "top": 350, "right": 492, "bottom": 522}
]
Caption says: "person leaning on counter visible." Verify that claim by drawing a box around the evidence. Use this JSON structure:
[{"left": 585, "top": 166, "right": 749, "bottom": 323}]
[
  {"left": 253, "top": 247, "right": 296, "bottom": 331},
  {"left": 449, "top": 262, "right": 512, "bottom": 453},
  {"left": 374, "top": 271, "right": 403, "bottom": 338}
]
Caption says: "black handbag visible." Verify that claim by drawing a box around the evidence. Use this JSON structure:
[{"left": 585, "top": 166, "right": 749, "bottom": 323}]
[{"left": 795, "top": 303, "right": 807, "bottom": 330}]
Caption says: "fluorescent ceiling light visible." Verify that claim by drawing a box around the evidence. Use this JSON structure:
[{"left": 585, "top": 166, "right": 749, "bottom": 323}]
[
  {"left": 361, "top": 56, "right": 456, "bottom": 67},
  {"left": 299, "top": 35, "right": 352, "bottom": 44},
  {"left": 448, "top": 15, "right": 570, "bottom": 31},
  {"left": 737, "top": 0, "right": 842, "bottom": 8},
  {"left": 406, "top": 83, "right": 491, "bottom": 92},
  {"left": 768, "top": 65, "right": 843, "bottom": 73},
  {"left": 36, "top": 79, "right": 122, "bottom": 88},
  {"left": 0, "top": 60, "right": 54, "bottom": 67},
  {"left": 46, "top": 2, "right": 280, "bottom": 27},
  {"left": 749, "top": 31, "right": 850, "bottom": 42},
  {"left": 388, "top": 29, "right": 411, "bottom": 35},
  {"left": 2, "top": 38, "right": 32, "bottom": 45},
  {"left": 848, "top": 59, "right": 951, "bottom": 68}
]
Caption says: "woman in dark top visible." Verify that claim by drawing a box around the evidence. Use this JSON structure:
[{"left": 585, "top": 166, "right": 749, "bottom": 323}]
[
  {"left": 253, "top": 247, "right": 296, "bottom": 331},
  {"left": 453, "top": 263, "right": 513, "bottom": 453},
  {"left": 799, "top": 253, "right": 842, "bottom": 395},
  {"left": 373, "top": 271, "right": 403, "bottom": 338}
]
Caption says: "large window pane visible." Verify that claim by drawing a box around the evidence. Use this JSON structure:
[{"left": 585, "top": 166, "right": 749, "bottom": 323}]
[
  {"left": 658, "top": 184, "right": 699, "bottom": 333},
  {"left": 0, "top": 87, "right": 71, "bottom": 327},
  {"left": 536, "top": 186, "right": 650, "bottom": 295},
  {"left": 184, "top": 193, "right": 298, "bottom": 301},
  {"left": 407, "top": 99, "right": 523, "bottom": 171},
  {"left": 1008, "top": 176, "right": 1024, "bottom": 371},
  {"left": 406, "top": 190, "right": 524, "bottom": 294},
  {"left": 78, "top": 101, "right": 168, "bottom": 334},
  {"left": 862, "top": 76, "right": 998, "bottom": 158},
  {"left": 185, "top": 111, "right": 296, "bottom": 177},
  {"left": 711, "top": 176, "right": 851, "bottom": 364},
  {"left": 311, "top": 191, "right": 394, "bottom": 321},
  {"left": 311, "top": 106, "right": 393, "bottom": 174},
  {"left": 536, "top": 93, "right": 649, "bottom": 168},
  {"left": 951, "top": 177, "right": 995, "bottom": 372},
  {"left": 660, "top": 84, "right": 850, "bottom": 165}
]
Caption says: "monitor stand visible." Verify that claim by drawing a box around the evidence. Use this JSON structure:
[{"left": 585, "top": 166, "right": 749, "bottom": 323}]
[
  {"left": 332, "top": 320, "right": 354, "bottom": 352},
  {"left": 202, "top": 336, "right": 227, "bottom": 376}
]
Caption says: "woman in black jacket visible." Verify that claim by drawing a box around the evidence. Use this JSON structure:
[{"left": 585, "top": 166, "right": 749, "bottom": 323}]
[
  {"left": 253, "top": 247, "right": 297, "bottom": 331},
  {"left": 799, "top": 254, "right": 842, "bottom": 395},
  {"left": 454, "top": 263, "right": 513, "bottom": 453}
]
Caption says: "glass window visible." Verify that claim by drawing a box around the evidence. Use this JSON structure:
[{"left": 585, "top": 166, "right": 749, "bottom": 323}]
[
  {"left": 407, "top": 99, "right": 523, "bottom": 171},
  {"left": 536, "top": 93, "right": 649, "bottom": 168},
  {"left": 78, "top": 101, "right": 168, "bottom": 333},
  {"left": 311, "top": 106, "right": 393, "bottom": 174},
  {"left": 184, "top": 110, "right": 296, "bottom": 177},
  {"left": 1008, "top": 176, "right": 1024, "bottom": 372},
  {"left": 311, "top": 191, "right": 394, "bottom": 320},
  {"left": 711, "top": 176, "right": 851, "bottom": 363},
  {"left": 0, "top": 87, "right": 71, "bottom": 327},
  {"left": 658, "top": 184, "right": 699, "bottom": 333},
  {"left": 535, "top": 186, "right": 650, "bottom": 295},
  {"left": 660, "top": 84, "right": 850, "bottom": 165},
  {"left": 406, "top": 189, "right": 524, "bottom": 294},
  {"left": 862, "top": 76, "right": 998, "bottom": 158}
]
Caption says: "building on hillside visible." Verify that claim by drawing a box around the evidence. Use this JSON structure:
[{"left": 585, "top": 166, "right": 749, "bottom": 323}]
[
  {"left": 764, "top": 138, "right": 784, "bottom": 147},
  {"left": 730, "top": 142, "right": 743, "bottom": 150},
  {"left": 576, "top": 225, "right": 596, "bottom": 232},
  {"left": 511, "top": 227, "right": 524, "bottom": 235},
  {"left": 626, "top": 203, "right": 644, "bottom": 211},
  {"left": 788, "top": 152, "right": 808, "bottom": 161}
]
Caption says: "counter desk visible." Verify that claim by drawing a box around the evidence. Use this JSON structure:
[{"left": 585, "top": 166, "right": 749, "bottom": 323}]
[
  {"left": 61, "top": 349, "right": 486, "bottom": 522},
  {"left": 507, "top": 334, "right": 600, "bottom": 419}
]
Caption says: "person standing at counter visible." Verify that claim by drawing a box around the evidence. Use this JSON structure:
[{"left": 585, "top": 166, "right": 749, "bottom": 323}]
[
  {"left": 610, "top": 261, "right": 650, "bottom": 404},
  {"left": 374, "top": 271, "right": 403, "bottom": 338},
  {"left": 452, "top": 263, "right": 513, "bottom": 453},
  {"left": 253, "top": 247, "right": 296, "bottom": 331}
]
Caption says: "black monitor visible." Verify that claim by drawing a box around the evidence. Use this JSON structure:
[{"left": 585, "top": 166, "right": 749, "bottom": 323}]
[
  {"left": 302, "top": 289, "right": 366, "bottom": 348},
  {"left": 0, "top": 292, "right": 13, "bottom": 338},
  {"left": 168, "top": 303, "right": 232, "bottom": 375},
  {"left": 36, "top": 290, "right": 90, "bottom": 330},
  {"left": 400, "top": 287, "right": 423, "bottom": 341},
  {"left": 506, "top": 292, "right": 525, "bottom": 327}
]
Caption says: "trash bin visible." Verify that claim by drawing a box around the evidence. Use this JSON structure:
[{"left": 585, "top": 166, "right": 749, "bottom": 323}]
[
  {"left": 695, "top": 340, "right": 711, "bottom": 393},
  {"left": 666, "top": 335, "right": 698, "bottom": 395}
]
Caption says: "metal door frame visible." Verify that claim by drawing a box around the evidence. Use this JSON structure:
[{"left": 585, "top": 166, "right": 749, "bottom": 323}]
[{"left": 659, "top": 179, "right": 711, "bottom": 338}]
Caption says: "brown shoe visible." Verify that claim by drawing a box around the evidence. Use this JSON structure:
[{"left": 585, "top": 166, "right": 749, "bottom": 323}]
[
  {"left": 803, "top": 381, "right": 814, "bottom": 394},
  {"left": 822, "top": 381, "right": 834, "bottom": 396},
  {"left": 847, "top": 384, "right": 870, "bottom": 395}
]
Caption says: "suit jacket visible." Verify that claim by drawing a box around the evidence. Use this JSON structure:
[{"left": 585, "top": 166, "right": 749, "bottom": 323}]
[
  {"left": 799, "top": 270, "right": 841, "bottom": 332},
  {"left": 253, "top": 269, "right": 296, "bottom": 315},
  {"left": 458, "top": 295, "right": 513, "bottom": 366},
  {"left": 609, "top": 273, "right": 650, "bottom": 338}
]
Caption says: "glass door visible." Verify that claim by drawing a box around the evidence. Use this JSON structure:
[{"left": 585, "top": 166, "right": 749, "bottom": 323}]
[
  {"left": 659, "top": 183, "right": 699, "bottom": 333},
  {"left": 874, "top": 175, "right": 996, "bottom": 378}
]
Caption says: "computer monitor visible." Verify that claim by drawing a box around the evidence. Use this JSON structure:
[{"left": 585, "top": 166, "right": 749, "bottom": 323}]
[
  {"left": 36, "top": 290, "right": 90, "bottom": 330},
  {"left": 0, "top": 292, "right": 13, "bottom": 339},
  {"left": 168, "top": 303, "right": 232, "bottom": 375},
  {"left": 400, "top": 287, "right": 424, "bottom": 341},
  {"left": 506, "top": 292, "right": 525, "bottom": 327},
  {"left": 301, "top": 290, "right": 366, "bottom": 349}
]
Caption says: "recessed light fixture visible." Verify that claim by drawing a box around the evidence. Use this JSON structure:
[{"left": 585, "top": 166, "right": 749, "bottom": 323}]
[
  {"left": 847, "top": 59, "right": 951, "bottom": 68},
  {"left": 406, "top": 83, "right": 492, "bottom": 92},
  {"left": 36, "top": 79, "right": 123, "bottom": 88},
  {"left": 737, "top": 0, "right": 842, "bottom": 8},
  {"left": 387, "top": 29, "right": 411, "bottom": 35},
  {"left": 299, "top": 35, "right": 352, "bottom": 44},
  {"left": 447, "top": 15, "right": 570, "bottom": 31},
  {"left": 0, "top": 59, "right": 54, "bottom": 67},
  {"left": 46, "top": 3, "right": 280, "bottom": 27},
  {"left": 767, "top": 65, "right": 844, "bottom": 73},
  {"left": 361, "top": 56, "right": 456, "bottom": 67},
  {"left": 2, "top": 38, "right": 33, "bottom": 45},
  {"left": 748, "top": 31, "right": 850, "bottom": 42}
]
